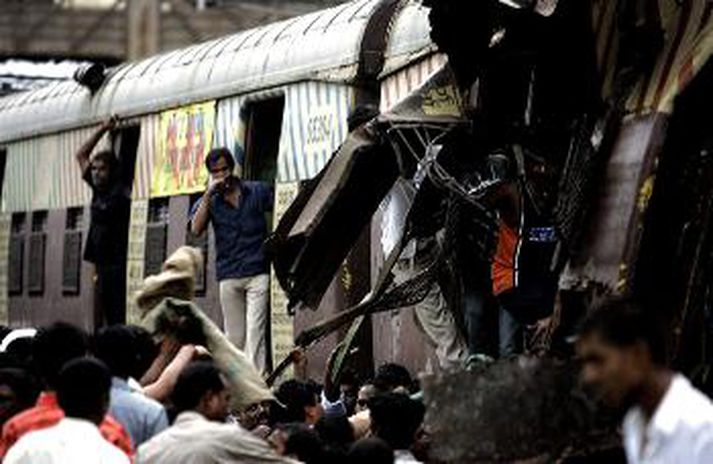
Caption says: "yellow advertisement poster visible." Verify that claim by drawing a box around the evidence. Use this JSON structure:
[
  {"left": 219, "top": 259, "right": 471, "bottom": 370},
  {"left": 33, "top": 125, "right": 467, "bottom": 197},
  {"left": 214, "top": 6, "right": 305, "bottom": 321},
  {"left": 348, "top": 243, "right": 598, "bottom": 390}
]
[
  {"left": 151, "top": 102, "right": 216, "bottom": 197},
  {"left": 271, "top": 182, "right": 299, "bottom": 380}
]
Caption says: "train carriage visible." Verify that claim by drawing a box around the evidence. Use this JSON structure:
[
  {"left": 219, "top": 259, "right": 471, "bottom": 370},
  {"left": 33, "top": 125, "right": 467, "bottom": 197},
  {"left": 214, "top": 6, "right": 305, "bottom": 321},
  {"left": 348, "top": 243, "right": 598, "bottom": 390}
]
[{"left": 0, "top": 0, "right": 710, "bottom": 381}]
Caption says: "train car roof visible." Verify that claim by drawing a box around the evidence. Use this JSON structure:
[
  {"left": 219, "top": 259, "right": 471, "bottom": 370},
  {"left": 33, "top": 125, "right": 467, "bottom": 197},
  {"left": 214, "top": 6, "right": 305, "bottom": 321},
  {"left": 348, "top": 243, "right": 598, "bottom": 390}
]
[{"left": 0, "top": 0, "right": 435, "bottom": 144}]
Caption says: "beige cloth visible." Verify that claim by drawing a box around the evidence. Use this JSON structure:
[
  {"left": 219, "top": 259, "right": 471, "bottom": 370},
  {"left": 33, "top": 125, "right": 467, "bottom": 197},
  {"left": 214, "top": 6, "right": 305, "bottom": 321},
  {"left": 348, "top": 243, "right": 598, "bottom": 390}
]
[
  {"left": 135, "top": 246, "right": 204, "bottom": 314},
  {"left": 136, "top": 412, "right": 297, "bottom": 464},
  {"left": 219, "top": 274, "right": 270, "bottom": 375},
  {"left": 141, "top": 298, "right": 274, "bottom": 410}
]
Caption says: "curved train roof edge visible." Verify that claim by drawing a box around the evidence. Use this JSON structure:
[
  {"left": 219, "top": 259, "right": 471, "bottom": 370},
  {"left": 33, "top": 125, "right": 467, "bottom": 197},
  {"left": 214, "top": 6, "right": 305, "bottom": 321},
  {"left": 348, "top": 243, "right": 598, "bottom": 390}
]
[{"left": 0, "top": 0, "right": 434, "bottom": 144}]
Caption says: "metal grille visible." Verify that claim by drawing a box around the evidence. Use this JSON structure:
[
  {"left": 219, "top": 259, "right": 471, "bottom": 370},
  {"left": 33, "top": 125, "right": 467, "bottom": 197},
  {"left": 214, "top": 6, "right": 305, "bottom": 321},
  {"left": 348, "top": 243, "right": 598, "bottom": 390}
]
[
  {"left": 8, "top": 234, "right": 23, "bottom": 295},
  {"left": 62, "top": 230, "right": 82, "bottom": 294},
  {"left": 144, "top": 223, "right": 167, "bottom": 277},
  {"left": 28, "top": 233, "right": 45, "bottom": 295}
]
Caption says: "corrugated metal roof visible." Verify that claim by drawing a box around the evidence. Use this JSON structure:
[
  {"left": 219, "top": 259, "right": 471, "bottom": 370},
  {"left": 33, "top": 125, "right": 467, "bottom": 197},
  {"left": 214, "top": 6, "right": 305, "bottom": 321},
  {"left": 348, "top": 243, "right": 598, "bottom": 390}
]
[
  {"left": 381, "top": 0, "right": 434, "bottom": 77},
  {"left": 0, "top": 0, "right": 383, "bottom": 144}
]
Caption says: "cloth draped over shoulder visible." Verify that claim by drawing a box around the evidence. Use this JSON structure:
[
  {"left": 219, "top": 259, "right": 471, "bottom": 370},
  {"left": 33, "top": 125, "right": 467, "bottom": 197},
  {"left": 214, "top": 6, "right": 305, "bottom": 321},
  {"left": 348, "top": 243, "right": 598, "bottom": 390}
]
[{"left": 140, "top": 297, "right": 274, "bottom": 410}]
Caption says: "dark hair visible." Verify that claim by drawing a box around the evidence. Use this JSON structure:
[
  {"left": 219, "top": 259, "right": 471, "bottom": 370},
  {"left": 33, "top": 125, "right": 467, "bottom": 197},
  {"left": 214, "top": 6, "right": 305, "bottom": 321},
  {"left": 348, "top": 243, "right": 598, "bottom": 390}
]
[
  {"left": 275, "top": 380, "right": 320, "bottom": 423},
  {"left": 0, "top": 368, "right": 40, "bottom": 417},
  {"left": 154, "top": 304, "right": 208, "bottom": 347},
  {"left": 369, "top": 393, "right": 425, "bottom": 450},
  {"left": 204, "top": 147, "right": 235, "bottom": 172},
  {"left": 5, "top": 337, "right": 34, "bottom": 368},
  {"left": 373, "top": 363, "right": 412, "bottom": 393},
  {"left": 347, "top": 437, "right": 394, "bottom": 464},
  {"left": 171, "top": 361, "right": 226, "bottom": 413},
  {"left": 95, "top": 325, "right": 137, "bottom": 380},
  {"left": 315, "top": 415, "right": 354, "bottom": 455},
  {"left": 280, "top": 423, "right": 324, "bottom": 464},
  {"left": 578, "top": 297, "right": 667, "bottom": 365},
  {"left": 127, "top": 325, "right": 158, "bottom": 380},
  {"left": 32, "top": 323, "right": 89, "bottom": 390},
  {"left": 91, "top": 149, "right": 119, "bottom": 173},
  {"left": 57, "top": 357, "right": 111, "bottom": 422}
]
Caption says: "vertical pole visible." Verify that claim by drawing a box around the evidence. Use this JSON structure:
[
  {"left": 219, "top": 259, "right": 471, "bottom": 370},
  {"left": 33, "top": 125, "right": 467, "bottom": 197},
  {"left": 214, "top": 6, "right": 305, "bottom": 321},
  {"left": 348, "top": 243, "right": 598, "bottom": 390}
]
[{"left": 127, "top": 0, "right": 160, "bottom": 60}]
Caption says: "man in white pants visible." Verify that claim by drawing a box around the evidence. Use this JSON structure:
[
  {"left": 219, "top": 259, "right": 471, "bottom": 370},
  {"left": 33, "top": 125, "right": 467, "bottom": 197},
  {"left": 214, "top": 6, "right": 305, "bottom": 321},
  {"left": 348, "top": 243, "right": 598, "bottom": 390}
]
[{"left": 191, "top": 148, "right": 273, "bottom": 374}]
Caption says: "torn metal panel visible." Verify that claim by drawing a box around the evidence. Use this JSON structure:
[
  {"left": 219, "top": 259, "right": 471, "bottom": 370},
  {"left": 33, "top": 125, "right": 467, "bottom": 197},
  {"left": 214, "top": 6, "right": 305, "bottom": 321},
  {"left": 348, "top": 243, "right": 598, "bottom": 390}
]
[{"left": 269, "top": 65, "right": 466, "bottom": 312}]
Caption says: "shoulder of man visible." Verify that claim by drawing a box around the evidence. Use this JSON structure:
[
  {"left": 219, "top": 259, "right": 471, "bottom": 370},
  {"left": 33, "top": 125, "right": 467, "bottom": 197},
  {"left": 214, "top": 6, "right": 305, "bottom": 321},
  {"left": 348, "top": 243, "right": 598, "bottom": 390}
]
[{"left": 100, "top": 415, "right": 133, "bottom": 457}]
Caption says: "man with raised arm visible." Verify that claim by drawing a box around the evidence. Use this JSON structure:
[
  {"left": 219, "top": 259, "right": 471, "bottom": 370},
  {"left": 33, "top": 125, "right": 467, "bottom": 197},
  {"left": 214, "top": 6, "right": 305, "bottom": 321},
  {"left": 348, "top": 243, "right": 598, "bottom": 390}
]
[{"left": 76, "top": 117, "right": 131, "bottom": 327}]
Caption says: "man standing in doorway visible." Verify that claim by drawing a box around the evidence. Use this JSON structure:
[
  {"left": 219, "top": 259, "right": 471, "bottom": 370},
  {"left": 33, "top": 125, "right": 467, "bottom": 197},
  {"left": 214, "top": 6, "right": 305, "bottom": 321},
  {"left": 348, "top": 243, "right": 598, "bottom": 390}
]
[
  {"left": 76, "top": 117, "right": 131, "bottom": 328},
  {"left": 190, "top": 147, "right": 273, "bottom": 374}
]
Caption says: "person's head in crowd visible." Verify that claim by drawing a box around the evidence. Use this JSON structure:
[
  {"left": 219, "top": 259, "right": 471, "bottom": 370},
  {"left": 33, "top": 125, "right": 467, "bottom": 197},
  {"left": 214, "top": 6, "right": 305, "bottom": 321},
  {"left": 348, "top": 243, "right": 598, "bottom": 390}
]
[
  {"left": 339, "top": 368, "right": 360, "bottom": 416},
  {"left": 95, "top": 325, "right": 139, "bottom": 380},
  {"left": 127, "top": 325, "right": 159, "bottom": 381},
  {"left": 205, "top": 147, "right": 238, "bottom": 188},
  {"left": 272, "top": 423, "right": 324, "bottom": 464},
  {"left": 369, "top": 393, "right": 425, "bottom": 452},
  {"left": 373, "top": 363, "right": 413, "bottom": 394},
  {"left": 275, "top": 379, "right": 323, "bottom": 426},
  {"left": 315, "top": 415, "right": 354, "bottom": 458},
  {"left": 356, "top": 383, "right": 376, "bottom": 413},
  {"left": 154, "top": 307, "right": 208, "bottom": 347},
  {"left": 90, "top": 149, "right": 119, "bottom": 190},
  {"left": 347, "top": 437, "right": 394, "bottom": 464},
  {"left": 576, "top": 297, "right": 668, "bottom": 412},
  {"left": 0, "top": 368, "right": 40, "bottom": 427},
  {"left": 1, "top": 328, "right": 37, "bottom": 368},
  {"left": 32, "top": 322, "right": 89, "bottom": 391},
  {"left": 171, "top": 361, "right": 230, "bottom": 422},
  {"left": 237, "top": 400, "right": 273, "bottom": 432},
  {"left": 57, "top": 357, "right": 112, "bottom": 426}
]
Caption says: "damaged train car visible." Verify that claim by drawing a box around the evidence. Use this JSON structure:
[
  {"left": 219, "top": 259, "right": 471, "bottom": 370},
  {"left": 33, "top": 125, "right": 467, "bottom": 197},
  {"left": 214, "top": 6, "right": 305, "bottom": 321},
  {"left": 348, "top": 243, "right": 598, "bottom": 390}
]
[{"left": 270, "top": 0, "right": 713, "bottom": 385}]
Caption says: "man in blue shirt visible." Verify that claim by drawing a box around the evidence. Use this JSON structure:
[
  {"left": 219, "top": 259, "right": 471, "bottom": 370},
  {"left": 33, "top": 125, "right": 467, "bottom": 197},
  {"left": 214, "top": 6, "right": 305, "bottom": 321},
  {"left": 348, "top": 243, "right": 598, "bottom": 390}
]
[{"left": 190, "top": 147, "right": 273, "bottom": 374}]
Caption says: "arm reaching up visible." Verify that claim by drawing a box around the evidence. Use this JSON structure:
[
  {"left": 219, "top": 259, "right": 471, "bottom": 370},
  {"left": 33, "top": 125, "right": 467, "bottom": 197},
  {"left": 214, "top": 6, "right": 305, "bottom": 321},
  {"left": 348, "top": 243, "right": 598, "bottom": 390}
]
[{"left": 76, "top": 116, "right": 118, "bottom": 174}]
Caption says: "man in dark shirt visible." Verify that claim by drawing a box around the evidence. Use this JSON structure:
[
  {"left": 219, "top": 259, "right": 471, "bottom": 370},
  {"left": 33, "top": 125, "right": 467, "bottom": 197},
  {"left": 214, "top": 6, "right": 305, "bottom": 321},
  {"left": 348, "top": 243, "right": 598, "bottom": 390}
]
[
  {"left": 190, "top": 147, "right": 273, "bottom": 374},
  {"left": 76, "top": 118, "right": 131, "bottom": 328}
]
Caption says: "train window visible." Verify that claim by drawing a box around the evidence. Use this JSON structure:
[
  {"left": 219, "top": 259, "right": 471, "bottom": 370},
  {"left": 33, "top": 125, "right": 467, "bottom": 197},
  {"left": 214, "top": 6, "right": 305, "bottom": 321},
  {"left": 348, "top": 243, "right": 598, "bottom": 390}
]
[
  {"left": 186, "top": 194, "right": 207, "bottom": 295},
  {"left": 62, "top": 207, "right": 84, "bottom": 295},
  {"left": 243, "top": 96, "right": 284, "bottom": 183},
  {"left": 8, "top": 213, "right": 25, "bottom": 296},
  {"left": 144, "top": 198, "right": 169, "bottom": 277},
  {"left": 28, "top": 211, "right": 48, "bottom": 296}
]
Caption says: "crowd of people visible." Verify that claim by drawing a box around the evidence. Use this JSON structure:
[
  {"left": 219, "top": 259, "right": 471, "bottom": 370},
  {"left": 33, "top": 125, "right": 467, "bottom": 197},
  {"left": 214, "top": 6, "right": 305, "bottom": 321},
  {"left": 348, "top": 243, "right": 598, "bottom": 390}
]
[
  {"left": 1, "top": 296, "right": 713, "bottom": 463},
  {"left": 0, "top": 319, "right": 433, "bottom": 463}
]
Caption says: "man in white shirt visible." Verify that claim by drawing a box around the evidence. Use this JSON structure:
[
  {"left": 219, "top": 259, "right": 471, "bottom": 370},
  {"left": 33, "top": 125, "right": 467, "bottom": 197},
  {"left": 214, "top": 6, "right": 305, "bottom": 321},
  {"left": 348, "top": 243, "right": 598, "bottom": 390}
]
[
  {"left": 5, "top": 357, "right": 129, "bottom": 464},
  {"left": 576, "top": 297, "right": 713, "bottom": 464},
  {"left": 137, "top": 361, "right": 296, "bottom": 463}
]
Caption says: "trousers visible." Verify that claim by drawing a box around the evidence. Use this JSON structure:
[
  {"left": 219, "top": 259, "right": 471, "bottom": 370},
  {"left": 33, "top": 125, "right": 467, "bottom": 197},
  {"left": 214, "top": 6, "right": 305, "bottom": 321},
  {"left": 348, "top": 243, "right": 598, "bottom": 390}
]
[
  {"left": 219, "top": 274, "right": 270, "bottom": 374},
  {"left": 393, "top": 238, "right": 468, "bottom": 370}
]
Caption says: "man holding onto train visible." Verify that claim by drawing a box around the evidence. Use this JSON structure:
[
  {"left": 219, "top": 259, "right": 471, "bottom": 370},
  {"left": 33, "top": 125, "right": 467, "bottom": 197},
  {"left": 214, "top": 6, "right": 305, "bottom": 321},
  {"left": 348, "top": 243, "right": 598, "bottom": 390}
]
[
  {"left": 76, "top": 117, "right": 131, "bottom": 328},
  {"left": 190, "top": 147, "right": 273, "bottom": 375}
]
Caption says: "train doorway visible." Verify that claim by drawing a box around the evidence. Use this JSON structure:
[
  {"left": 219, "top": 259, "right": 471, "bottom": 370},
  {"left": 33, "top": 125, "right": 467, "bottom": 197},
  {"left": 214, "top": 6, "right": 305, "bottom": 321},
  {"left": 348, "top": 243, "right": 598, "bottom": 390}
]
[{"left": 92, "top": 124, "right": 141, "bottom": 329}]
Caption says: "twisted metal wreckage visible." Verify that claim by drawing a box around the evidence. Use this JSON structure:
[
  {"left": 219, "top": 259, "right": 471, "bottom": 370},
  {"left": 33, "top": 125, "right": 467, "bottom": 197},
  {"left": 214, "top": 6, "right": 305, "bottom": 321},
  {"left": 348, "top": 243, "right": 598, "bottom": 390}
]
[{"left": 267, "top": 0, "right": 713, "bottom": 389}]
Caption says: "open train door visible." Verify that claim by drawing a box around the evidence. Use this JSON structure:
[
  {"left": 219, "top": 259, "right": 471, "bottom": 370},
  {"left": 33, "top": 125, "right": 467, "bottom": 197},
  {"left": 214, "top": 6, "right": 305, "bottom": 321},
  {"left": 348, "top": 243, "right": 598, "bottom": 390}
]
[
  {"left": 92, "top": 123, "right": 141, "bottom": 329},
  {"left": 634, "top": 59, "right": 713, "bottom": 392}
]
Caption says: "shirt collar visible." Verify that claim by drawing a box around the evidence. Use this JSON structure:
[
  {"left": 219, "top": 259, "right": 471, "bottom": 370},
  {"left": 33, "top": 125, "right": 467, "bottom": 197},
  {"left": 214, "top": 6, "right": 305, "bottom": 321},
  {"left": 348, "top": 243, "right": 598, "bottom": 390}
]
[
  {"left": 174, "top": 410, "right": 209, "bottom": 426},
  {"left": 648, "top": 374, "right": 688, "bottom": 436},
  {"left": 111, "top": 377, "right": 131, "bottom": 392},
  {"left": 57, "top": 417, "right": 103, "bottom": 435}
]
